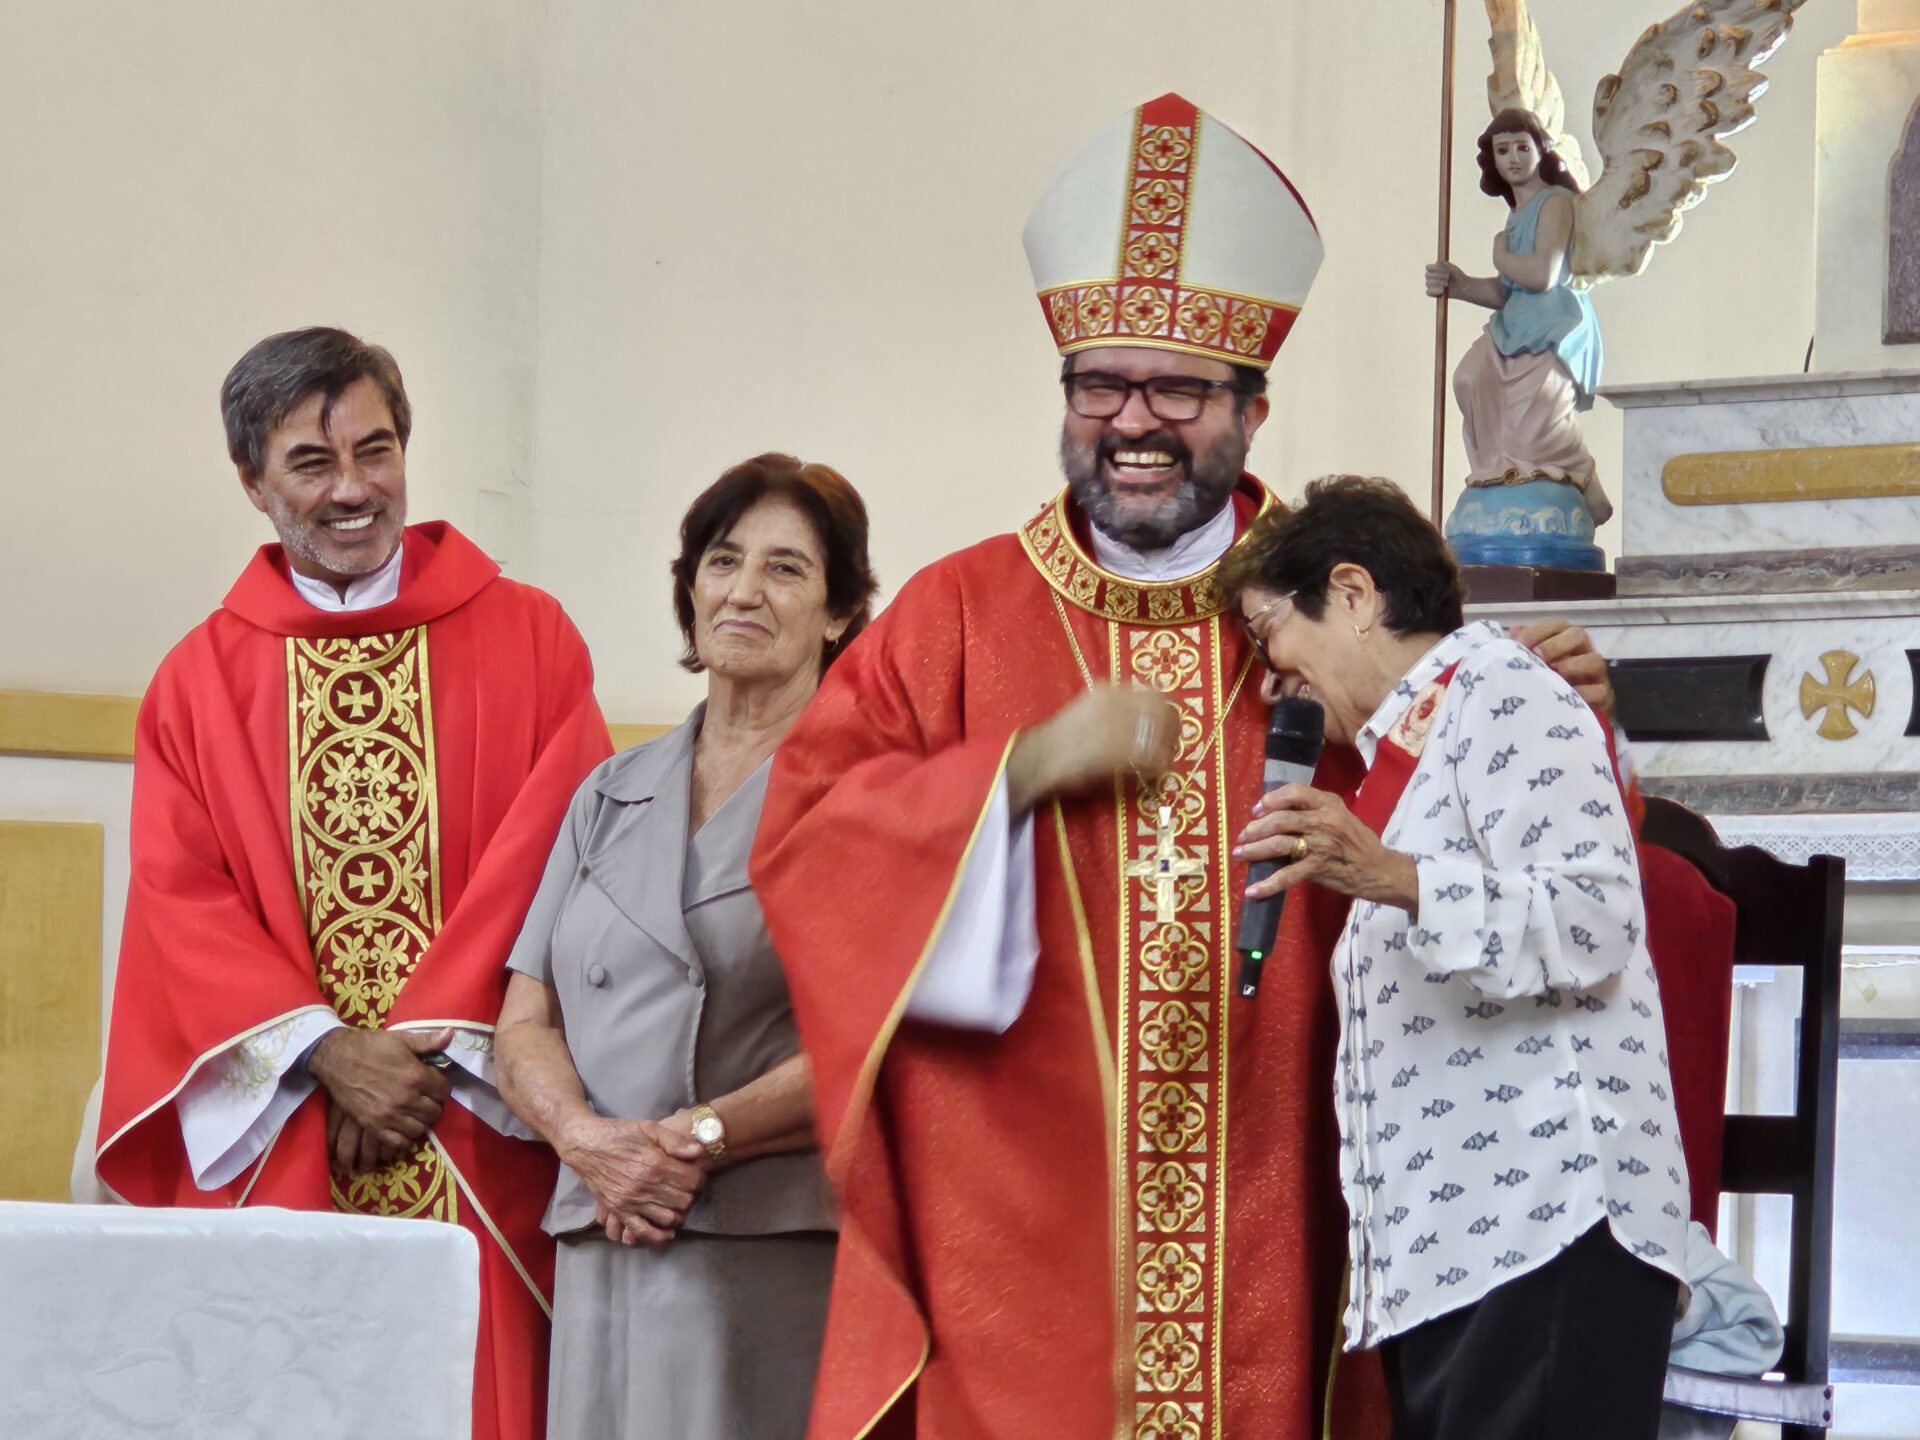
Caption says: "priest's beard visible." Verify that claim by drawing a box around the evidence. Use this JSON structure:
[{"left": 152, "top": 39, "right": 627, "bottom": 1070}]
[
  {"left": 264, "top": 491, "right": 407, "bottom": 582},
  {"left": 1060, "top": 423, "right": 1245, "bottom": 551}
]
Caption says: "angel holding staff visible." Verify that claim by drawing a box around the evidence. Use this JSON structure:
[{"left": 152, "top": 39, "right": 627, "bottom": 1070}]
[
  {"left": 1427, "top": 0, "right": 1807, "bottom": 572},
  {"left": 1426, "top": 106, "right": 1609, "bottom": 527}
]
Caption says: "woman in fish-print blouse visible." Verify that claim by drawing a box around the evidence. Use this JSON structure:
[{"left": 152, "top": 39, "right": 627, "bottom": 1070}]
[{"left": 1221, "top": 475, "right": 1686, "bottom": 1440}]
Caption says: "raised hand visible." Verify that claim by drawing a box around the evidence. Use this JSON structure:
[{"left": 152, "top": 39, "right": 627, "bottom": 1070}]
[{"left": 1009, "top": 684, "right": 1181, "bottom": 812}]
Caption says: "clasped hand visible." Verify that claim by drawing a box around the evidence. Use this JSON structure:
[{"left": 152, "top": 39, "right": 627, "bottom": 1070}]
[
  {"left": 559, "top": 1112, "right": 711, "bottom": 1248},
  {"left": 1234, "top": 784, "right": 1420, "bottom": 913},
  {"left": 310, "top": 1026, "right": 454, "bottom": 1173}
]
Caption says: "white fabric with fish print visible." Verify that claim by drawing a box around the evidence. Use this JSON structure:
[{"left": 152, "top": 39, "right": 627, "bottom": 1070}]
[{"left": 1333, "top": 621, "right": 1688, "bottom": 1349}]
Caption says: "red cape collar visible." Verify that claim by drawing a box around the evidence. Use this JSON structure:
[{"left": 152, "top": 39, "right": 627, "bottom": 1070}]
[
  {"left": 220, "top": 521, "right": 501, "bottom": 638},
  {"left": 1018, "top": 474, "right": 1274, "bottom": 625}
]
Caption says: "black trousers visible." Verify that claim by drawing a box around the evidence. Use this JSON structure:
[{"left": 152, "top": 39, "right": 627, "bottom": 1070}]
[{"left": 1378, "top": 1221, "right": 1680, "bottom": 1440}]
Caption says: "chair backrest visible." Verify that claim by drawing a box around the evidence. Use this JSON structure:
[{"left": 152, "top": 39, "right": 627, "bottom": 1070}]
[{"left": 1641, "top": 795, "right": 1845, "bottom": 1411}]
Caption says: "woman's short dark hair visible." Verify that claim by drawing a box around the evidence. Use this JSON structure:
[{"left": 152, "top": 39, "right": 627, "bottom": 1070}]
[
  {"left": 1476, "top": 107, "right": 1582, "bottom": 208},
  {"left": 220, "top": 327, "right": 412, "bottom": 477},
  {"left": 671, "top": 453, "right": 878, "bottom": 674},
  {"left": 1218, "top": 475, "right": 1465, "bottom": 637}
]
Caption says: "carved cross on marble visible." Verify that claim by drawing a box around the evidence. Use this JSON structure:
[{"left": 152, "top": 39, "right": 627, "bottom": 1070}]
[
  {"left": 1799, "top": 650, "right": 1877, "bottom": 741},
  {"left": 1126, "top": 804, "right": 1208, "bottom": 924},
  {"left": 1887, "top": 97, "right": 1920, "bottom": 344}
]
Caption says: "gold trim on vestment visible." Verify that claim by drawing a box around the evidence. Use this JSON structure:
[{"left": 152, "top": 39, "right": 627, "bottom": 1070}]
[
  {"left": 1055, "top": 798, "right": 1118, "bottom": 1147},
  {"left": 1018, "top": 489, "right": 1275, "bottom": 626},
  {"left": 428, "top": 1133, "right": 552, "bottom": 1318},
  {"left": 288, "top": 628, "right": 457, "bottom": 1223},
  {"left": 96, "top": 1002, "right": 339, "bottom": 1170},
  {"left": 827, "top": 733, "right": 1020, "bottom": 1181},
  {"left": 237, "top": 1123, "right": 286, "bottom": 1208},
  {"left": 1119, "top": 616, "right": 1229, "bottom": 1437},
  {"left": 831, "top": 737, "right": 1019, "bottom": 1439},
  {"left": 1207, "top": 617, "right": 1231, "bottom": 1440}
]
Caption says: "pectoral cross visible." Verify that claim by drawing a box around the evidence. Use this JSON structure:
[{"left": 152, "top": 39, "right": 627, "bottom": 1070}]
[{"left": 1126, "top": 805, "right": 1207, "bottom": 925}]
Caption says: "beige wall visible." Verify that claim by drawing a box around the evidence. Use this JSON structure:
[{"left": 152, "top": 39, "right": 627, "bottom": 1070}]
[
  {"left": 528, "top": 0, "right": 1859, "bottom": 719},
  {"left": 0, "top": 0, "right": 1860, "bottom": 719},
  {"left": 0, "top": 0, "right": 546, "bottom": 696}
]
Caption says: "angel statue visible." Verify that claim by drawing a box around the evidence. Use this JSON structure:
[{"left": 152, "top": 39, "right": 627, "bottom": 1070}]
[{"left": 1426, "top": 0, "right": 1808, "bottom": 572}]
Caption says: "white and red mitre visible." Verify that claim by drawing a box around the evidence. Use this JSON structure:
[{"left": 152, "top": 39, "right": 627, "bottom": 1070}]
[{"left": 1024, "top": 93, "right": 1322, "bottom": 370}]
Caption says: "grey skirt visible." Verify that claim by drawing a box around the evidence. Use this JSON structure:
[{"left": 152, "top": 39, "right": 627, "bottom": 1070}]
[{"left": 548, "top": 1229, "right": 836, "bottom": 1440}]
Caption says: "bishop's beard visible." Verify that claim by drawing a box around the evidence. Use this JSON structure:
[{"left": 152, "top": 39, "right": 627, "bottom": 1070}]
[{"left": 1060, "top": 424, "right": 1246, "bottom": 552}]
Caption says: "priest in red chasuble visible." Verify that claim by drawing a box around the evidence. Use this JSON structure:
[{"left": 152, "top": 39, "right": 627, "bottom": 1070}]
[
  {"left": 97, "top": 329, "right": 612, "bottom": 1440},
  {"left": 752, "top": 96, "right": 1614, "bottom": 1440}
]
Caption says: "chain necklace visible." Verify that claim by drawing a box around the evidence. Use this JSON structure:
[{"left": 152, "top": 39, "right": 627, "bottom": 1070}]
[{"left": 1047, "top": 590, "right": 1255, "bottom": 795}]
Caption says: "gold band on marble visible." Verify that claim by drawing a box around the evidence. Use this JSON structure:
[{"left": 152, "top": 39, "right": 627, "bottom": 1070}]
[{"left": 1662, "top": 442, "right": 1920, "bottom": 506}]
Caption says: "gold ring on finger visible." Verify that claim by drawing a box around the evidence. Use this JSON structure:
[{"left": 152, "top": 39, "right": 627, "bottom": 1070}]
[{"left": 1290, "top": 836, "right": 1307, "bottom": 862}]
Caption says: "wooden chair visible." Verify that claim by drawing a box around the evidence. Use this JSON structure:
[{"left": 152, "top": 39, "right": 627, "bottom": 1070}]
[{"left": 1643, "top": 796, "right": 1843, "bottom": 1438}]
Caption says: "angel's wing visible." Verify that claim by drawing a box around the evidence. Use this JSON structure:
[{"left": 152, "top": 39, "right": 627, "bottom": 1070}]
[
  {"left": 1571, "top": 0, "right": 1808, "bottom": 286},
  {"left": 1485, "top": 0, "right": 1591, "bottom": 188}
]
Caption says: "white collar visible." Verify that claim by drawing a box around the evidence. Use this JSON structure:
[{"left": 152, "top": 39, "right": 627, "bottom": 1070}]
[
  {"left": 288, "top": 541, "right": 404, "bottom": 613},
  {"left": 1087, "top": 499, "right": 1237, "bottom": 582},
  {"left": 1352, "top": 622, "right": 1506, "bottom": 766}
]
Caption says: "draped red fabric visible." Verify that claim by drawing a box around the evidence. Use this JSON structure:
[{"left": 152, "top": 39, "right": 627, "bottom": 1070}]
[
  {"left": 98, "top": 523, "right": 612, "bottom": 1440},
  {"left": 1639, "top": 844, "right": 1737, "bottom": 1232}
]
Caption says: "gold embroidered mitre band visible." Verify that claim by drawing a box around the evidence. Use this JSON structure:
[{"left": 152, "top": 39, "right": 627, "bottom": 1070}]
[{"left": 1023, "top": 93, "right": 1323, "bottom": 369}]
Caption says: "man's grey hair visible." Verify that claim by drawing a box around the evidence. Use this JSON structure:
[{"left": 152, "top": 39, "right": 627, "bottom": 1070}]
[{"left": 220, "top": 327, "right": 412, "bottom": 476}]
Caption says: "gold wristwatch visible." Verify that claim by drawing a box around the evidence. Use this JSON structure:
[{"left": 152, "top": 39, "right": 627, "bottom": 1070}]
[{"left": 689, "top": 1103, "right": 728, "bottom": 1161}]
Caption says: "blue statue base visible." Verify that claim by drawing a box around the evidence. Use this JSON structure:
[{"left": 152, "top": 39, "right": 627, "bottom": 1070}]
[{"left": 1444, "top": 478, "right": 1606, "bottom": 572}]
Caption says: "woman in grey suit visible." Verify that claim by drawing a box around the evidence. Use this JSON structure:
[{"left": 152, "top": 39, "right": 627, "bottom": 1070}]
[{"left": 496, "top": 453, "right": 876, "bottom": 1440}]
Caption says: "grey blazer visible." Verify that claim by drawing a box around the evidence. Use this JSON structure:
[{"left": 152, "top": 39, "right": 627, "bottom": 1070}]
[{"left": 507, "top": 707, "right": 836, "bottom": 1238}]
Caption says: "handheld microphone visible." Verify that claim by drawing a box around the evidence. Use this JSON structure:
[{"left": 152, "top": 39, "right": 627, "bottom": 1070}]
[{"left": 1235, "top": 695, "right": 1325, "bottom": 998}]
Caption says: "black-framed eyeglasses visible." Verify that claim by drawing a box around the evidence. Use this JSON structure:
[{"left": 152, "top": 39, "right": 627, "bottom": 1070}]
[
  {"left": 1063, "top": 371, "right": 1241, "bottom": 423},
  {"left": 1238, "top": 590, "right": 1295, "bottom": 670}
]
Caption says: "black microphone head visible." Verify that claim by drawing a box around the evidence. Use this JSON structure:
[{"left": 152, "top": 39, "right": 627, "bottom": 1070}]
[{"left": 1265, "top": 694, "right": 1325, "bottom": 765}]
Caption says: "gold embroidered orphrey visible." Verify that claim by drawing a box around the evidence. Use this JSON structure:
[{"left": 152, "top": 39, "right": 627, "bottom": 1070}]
[
  {"left": 1041, "top": 555, "right": 1245, "bottom": 1438},
  {"left": 1120, "top": 617, "right": 1234, "bottom": 1440},
  {"left": 288, "top": 628, "right": 458, "bottom": 1222}
]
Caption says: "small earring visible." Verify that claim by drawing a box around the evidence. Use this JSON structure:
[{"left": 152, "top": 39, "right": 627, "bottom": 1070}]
[{"left": 1353, "top": 624, "right": 1370, "bottom": 641}]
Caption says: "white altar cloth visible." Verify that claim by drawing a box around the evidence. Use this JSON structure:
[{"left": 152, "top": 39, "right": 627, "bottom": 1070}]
[{"left": 0, "top": 1201, "right": 477, "bottom": 1440}]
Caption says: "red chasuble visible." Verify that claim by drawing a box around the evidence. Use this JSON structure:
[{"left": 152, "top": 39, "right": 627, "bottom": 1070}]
[
  {"left": 753, "top": 479, "right": 1391, "bottom": 1440},
  {"left": 97, "top": 522, "right": 612, "bottom": 1440}
]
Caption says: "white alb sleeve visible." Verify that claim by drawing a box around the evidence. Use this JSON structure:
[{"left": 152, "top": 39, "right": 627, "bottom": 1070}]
[
  {"left": 903, "top": 775, "right": 1042, "bottom": 1032},
  {"left": 429, "top": 1025, "right": 537, "bottom": 1140},
  {"left": 177, "top": 1009, "right": 342, "bottom": 1190}
]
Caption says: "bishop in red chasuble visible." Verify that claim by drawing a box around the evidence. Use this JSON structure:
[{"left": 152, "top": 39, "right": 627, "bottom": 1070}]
[
  {"left": 758, "top": 485, "right": 1395, "bottom": 1439},
  {"left": 753, "top": 96, "right": 1393, "bottom": 1439},
  {"left": 97, "top": 516, "right": 611, "bottom": 1440}
]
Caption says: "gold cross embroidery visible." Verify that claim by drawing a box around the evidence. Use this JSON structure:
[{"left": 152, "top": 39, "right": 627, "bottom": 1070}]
[
  {"left": 338, "top": 678, "right": 377, "bottom": 720},
  {"left": 1799, "top": 650, "right": 1876, "bottom": 740},
  {"left": 1126, "top": 805, "right": 1208, "bottom": 925}
]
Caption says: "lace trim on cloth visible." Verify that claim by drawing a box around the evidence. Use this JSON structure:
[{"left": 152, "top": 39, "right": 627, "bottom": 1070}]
[{"left": 1708, "top": 812, "right": 1920, "bottom": 882}]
